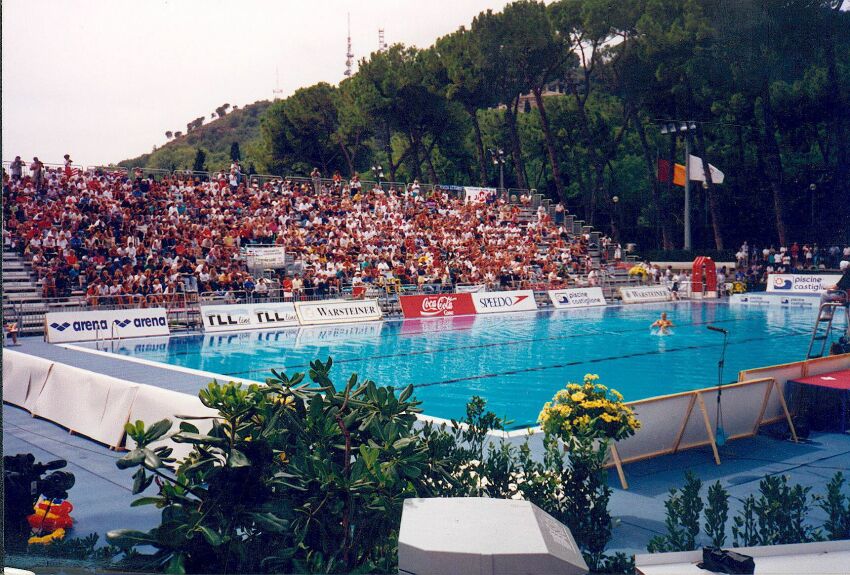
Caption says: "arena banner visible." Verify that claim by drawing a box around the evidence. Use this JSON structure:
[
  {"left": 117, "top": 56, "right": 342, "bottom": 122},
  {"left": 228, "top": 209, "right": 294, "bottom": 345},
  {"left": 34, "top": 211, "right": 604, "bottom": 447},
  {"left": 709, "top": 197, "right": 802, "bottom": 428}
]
[
  {"left": 618, "top": 286, "right": 672, "bottom": 304},
  {"left": 400, "top": 294, "right": 477, "bottom": 318},
  {"left": 200, "top": 302, "right": 298, "bottom": 333},
  {"left": 464, "top": 186, "right": 496, "bottom": 203},
  {"left": 45, "top": 308, "right": 170, "bottom": 343},
  {"left": 243, "top": 246, "right": 287, "bottom": 269},
  {"left": 766, "top": 274, "right": 841, "bottom": 294},
  {"left": 295, "top": 298, "right": 383, "bottom": 326},
  {"left": 729, "top": 293, "right": 819, "bottom": 307},
  {"left": 549, "top": 287, "right": 607, "bottom": 309},
  {"left": 456, "top": 284, "right": 486, "bottom": 293},
  {"left": 472, "top": 290, "right": 538, "bottom": 314}
]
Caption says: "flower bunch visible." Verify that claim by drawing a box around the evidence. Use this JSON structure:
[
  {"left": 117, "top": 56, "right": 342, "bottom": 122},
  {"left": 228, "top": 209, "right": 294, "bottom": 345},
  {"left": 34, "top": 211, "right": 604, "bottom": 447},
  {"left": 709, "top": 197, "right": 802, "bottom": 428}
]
[{"left": 538, "top": 374, "right": 640, "bottom": 442}]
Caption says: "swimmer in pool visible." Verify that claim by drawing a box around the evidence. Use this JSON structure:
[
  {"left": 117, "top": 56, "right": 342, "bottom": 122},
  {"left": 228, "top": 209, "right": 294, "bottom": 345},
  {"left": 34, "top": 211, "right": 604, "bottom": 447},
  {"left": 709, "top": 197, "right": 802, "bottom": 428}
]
[{"left": 650, "top": 312, "right": 674, "bottom": 335}]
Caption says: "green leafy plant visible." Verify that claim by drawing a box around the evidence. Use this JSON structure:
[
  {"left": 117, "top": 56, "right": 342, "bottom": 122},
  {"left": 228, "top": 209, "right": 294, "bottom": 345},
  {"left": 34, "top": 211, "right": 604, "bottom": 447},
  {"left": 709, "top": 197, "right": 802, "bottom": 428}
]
[
  {"left": 704, "top": 481, "right": 730, "bottom": 547},
  {"left": 647, "top": 472, "right": 704, "bottom": 552},
  {"left": 108, "top": 359, "right": 454, "bottom": 574},
  {"left": 815, "top": 472, "right": 850, "bottom": 540}
]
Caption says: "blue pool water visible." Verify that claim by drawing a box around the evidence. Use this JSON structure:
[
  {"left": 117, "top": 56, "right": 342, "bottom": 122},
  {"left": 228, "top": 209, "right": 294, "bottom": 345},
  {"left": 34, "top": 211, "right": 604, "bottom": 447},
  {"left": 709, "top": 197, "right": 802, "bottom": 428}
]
[{"left": 83, "top": 302, "right": 818, "bottom": 427}]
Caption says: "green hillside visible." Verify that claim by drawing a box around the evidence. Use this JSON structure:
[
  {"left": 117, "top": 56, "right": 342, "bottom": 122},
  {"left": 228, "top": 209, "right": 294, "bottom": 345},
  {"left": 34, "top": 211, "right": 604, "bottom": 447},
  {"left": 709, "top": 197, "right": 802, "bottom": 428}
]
[{"left": 118, "top": 100, "right": 272, "bottom": 173}]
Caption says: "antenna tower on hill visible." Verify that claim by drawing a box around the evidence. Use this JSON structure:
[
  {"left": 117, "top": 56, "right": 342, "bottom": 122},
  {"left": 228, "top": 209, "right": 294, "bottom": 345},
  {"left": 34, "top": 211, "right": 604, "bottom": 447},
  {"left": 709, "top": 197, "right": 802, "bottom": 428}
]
[
  {"left": 378, "top": 28, "right": 387, "bottom": 52},
  {"left": 272, "top": 67, "right": 284, "bottom": 100},
  {"left": 345, "top": 13, "right": 354, "bottom": 77}
]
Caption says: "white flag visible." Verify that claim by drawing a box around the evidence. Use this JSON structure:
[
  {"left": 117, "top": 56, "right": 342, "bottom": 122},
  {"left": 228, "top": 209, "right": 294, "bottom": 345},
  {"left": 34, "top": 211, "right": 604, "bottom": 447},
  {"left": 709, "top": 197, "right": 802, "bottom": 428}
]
[{"left": 688, "top": 155, "right": 725, "bottom": 184}]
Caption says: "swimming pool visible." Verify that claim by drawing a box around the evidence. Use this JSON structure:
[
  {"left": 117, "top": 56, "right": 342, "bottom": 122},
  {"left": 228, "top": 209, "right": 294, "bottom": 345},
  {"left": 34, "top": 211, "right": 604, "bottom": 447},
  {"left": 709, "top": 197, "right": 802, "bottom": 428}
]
[{"left": 79, "top": 302, "right": 818, "bottom": 427}]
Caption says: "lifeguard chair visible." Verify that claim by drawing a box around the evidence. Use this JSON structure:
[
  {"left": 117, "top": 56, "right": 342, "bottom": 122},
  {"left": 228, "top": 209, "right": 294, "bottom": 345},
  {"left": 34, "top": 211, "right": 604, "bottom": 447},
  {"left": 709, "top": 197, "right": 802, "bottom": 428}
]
[{"left": 691, "top": 256, "right": 717, "bottom": 299}]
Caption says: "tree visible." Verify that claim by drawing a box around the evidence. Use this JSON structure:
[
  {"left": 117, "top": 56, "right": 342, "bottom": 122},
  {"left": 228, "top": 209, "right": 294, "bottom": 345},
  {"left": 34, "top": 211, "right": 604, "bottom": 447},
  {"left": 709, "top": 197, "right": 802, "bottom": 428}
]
[
  {"left": 260, "top": 83, "right": 343, "bottom": 176},
  {"left": 230, "top": 141, "right": 241, "bottom": 162},
  {"left": 192, "top": 148, "right": 207, "bottom": 173},
  {"left": 435, "top": 27, "right": 496, "bottom": 186},
  {"left": 165, "top": 131, "right": 173, "bottom": 140}
]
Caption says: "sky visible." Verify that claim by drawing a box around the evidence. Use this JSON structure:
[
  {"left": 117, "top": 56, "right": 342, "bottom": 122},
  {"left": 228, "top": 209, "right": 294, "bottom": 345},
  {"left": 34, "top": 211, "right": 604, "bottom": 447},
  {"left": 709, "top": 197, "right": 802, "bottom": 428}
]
[{"left": 2, "top": 0, "right": 514, "bottom": 167}]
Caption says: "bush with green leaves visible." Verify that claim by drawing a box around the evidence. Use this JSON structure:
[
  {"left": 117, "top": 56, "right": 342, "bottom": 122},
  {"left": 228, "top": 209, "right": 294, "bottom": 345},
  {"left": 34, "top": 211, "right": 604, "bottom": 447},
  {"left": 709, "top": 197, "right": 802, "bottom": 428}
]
[
  {"left": 107, "top": 362, "right": 633, "bottom": 574},
  {"left": 649, "top": 472, "right": 850, "bottom": 554},
  {"left": 107, "top": 359, "right": 458, "bottom": 574}
]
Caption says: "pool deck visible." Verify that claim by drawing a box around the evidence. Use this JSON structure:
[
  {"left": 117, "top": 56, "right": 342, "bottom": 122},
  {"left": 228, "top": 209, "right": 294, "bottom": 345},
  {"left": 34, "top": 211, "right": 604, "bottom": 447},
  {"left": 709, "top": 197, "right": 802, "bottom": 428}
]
[{"left": 4, "top": 335, "right": 850, "bottom": 560}]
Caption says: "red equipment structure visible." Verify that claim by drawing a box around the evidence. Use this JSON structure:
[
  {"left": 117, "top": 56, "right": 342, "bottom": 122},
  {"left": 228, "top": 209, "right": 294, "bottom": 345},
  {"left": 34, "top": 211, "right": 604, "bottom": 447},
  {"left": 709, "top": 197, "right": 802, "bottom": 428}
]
[{"left": 692, "top": 256, "right": 717, "bottom": 298}]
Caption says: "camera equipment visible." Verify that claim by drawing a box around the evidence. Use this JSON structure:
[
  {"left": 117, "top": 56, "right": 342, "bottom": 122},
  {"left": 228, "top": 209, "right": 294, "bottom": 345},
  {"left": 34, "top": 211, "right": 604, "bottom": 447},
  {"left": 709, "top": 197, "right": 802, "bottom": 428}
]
[
  {"left": 698, "top": 546, "right": 755, "bottom": 574},
  {"left": 4, "top": 453, "right": 75, "bottom": 551}
]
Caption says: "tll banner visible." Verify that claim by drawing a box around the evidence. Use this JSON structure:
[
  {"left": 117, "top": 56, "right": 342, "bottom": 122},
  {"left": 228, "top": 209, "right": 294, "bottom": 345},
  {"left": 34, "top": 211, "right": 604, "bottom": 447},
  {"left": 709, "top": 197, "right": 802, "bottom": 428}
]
[
  {"left": 200, "top": 302, "right": 298, "bottom": 333},
  {"left": 45, "top": 308, "right": 170, "bottom": 343}
]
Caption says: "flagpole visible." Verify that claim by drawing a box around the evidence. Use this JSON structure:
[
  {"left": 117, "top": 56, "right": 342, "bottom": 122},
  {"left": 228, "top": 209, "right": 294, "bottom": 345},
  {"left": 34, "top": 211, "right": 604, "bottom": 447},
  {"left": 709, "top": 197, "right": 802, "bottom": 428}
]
[{"left": 684, "top": 135, "right": 691, "bottom": 251}]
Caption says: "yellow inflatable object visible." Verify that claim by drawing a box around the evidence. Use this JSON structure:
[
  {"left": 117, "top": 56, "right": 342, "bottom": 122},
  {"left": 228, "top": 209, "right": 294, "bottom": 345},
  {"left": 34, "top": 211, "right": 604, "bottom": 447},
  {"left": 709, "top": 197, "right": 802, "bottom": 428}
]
[
  {"left": 628, "top": 266, "right": 648, "bottom": 278},
  {"left": 732, "top": 281, "right": 746, "bottom": 294}
]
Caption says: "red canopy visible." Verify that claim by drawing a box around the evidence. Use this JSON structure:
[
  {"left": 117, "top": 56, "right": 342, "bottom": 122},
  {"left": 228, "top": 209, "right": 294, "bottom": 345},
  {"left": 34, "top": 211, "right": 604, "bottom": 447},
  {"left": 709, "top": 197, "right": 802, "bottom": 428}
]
[{"left": 791, "top": 369, "right": 850, "bottom": 391}]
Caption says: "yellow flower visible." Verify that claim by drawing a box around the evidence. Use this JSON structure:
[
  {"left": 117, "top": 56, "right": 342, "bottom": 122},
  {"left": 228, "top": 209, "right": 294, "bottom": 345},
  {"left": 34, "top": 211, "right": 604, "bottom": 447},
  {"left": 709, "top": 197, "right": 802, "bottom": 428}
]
[
  {"left": 570, "top": 391, "right": 586, "bottom": 402},
  {"left": 611, "top": 390, "right": 624, "bottom": 401},
  {"left": 567, "top": 383, "right": 582, "bottom": 391},
  {"left": 278, "top": 451, "right": 289, "bottom": 463},
  {"left": 29, "top": 528, "right": 65, "bottom": 545},
  {"left": 599, "top": 412, "right": 618, "bottom": 423}
]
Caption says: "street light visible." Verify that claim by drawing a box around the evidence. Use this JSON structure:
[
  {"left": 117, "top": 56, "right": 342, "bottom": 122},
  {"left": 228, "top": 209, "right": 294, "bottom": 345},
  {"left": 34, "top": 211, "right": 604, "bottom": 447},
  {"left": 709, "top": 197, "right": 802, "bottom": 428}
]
[
  {"left": 489, "top": 148, "right": 506, "bottom": 191},
  {"left": 659, "top": 121, "right": 698, "bottom": 250},
  {"left": 371, "top": 164, "right": 384, "bottom": 188}
]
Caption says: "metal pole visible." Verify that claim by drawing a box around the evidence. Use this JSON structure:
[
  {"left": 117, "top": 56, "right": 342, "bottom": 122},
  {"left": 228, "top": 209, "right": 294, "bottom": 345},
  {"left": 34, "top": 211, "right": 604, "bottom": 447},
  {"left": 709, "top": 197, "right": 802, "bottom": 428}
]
[
  {"left": 499, "top": 162, "right": 504, "bottom": 191},
  {"left": 684, "top": 135, "right": 692, "bottom": 251}
]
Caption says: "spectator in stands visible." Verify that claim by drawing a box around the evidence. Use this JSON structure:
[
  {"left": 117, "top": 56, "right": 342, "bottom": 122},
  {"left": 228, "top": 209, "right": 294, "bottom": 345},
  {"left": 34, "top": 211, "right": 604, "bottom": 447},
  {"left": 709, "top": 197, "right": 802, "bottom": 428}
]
[
  {"left": 10, "top": 156, "right": 23, "bottom": 180},
  {"left": 30, "top": 157, "right": 44, "bottom": 190}
]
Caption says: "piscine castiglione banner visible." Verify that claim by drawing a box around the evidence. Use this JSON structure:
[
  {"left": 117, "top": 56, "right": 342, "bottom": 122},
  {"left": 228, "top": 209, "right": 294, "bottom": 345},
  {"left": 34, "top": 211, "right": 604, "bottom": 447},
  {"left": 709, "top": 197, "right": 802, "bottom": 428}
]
[
  {"left": 766, "top": 273, "right": 842, "bottom": 294},
  {"left": 44, "top": 308, "right": 170, "bottom": 343},
  {"left": 548, "top": 287, "right": 607, "bottom": 309}
]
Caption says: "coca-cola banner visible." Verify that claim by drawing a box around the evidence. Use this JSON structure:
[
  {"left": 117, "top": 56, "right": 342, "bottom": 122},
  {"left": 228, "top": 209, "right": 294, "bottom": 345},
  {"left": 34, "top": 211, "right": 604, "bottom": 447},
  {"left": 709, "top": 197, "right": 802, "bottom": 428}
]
[
  {"left": 399, "top": 293, "right": 477, "bottom": 318},
  {"left": 472, "top": 290, "right": 538, "bottom": 314}
]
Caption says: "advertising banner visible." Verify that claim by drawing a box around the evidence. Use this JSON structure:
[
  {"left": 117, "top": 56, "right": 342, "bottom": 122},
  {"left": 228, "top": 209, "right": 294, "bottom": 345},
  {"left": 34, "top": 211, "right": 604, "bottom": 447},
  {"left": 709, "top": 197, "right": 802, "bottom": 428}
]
[
  {"left": 472, "top": 290, "right": 538, "bottom": 314},
  {"left": 400, "top": 293, "right": 477, "bottom": 318},
  {"left": 45, "top": 308, "right": 170, "bottom": 343},
  {"left": 729, "top": 293, "right": 819, "bottom": 307},
  {"left": 766, "top": 274, "right": 841, "bottom": 294},
  {"left": 464, "top": 186, "right": 496, "bottom": 203},
  {"left": 549, "top": 287, "right": 607, "bottom": 309},
  {"left": 200, "top": 302, "right": 298, "bottom": 333},
  {"left": 456, "top": 284, "right": 486, "bottom": 293},
  {"left": 619, "top": 286, "right": 673, "bottom": 304},
  {"left": 243, "top": 246, "right": 287, "bottom": 269},
  {"left": 294, "top": 299, "right": 383, "bottom": 326}
]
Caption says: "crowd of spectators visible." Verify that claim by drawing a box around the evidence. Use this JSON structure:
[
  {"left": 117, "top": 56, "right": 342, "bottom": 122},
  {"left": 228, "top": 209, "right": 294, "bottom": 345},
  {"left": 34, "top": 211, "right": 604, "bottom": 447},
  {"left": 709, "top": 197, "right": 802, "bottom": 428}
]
[
  {"left": 2, "top": 160, "right": 597, "bottom": 306},
  {"left": 734, "top": 241, "right": 850, "bottom": 290}
]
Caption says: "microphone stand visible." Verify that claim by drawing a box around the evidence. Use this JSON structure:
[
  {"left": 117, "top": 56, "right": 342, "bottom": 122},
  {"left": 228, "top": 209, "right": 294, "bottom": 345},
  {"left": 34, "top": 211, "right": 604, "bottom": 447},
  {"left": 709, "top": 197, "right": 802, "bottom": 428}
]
[{"left": 715, "top": 329, "right": 728, "bottom": 445}]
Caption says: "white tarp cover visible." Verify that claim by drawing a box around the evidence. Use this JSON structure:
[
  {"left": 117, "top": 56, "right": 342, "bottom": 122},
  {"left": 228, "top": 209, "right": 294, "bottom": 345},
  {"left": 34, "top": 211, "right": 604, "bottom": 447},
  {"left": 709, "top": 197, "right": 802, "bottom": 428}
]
[
  {"left": 398, "top": 498, "right": 588, "bottom": 575},
  {"left": 127, "top": 385, "right": 218, "bottom": 461}
]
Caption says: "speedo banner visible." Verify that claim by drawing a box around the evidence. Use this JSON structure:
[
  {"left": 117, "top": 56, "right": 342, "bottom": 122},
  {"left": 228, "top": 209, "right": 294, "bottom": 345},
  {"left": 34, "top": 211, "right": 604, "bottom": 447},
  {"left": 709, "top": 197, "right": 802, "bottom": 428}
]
[
  {"left": 400, "top": 293, "right": 477, "bottom": 318},
  {"left": 294, "top": 299, "right": 383, "bottom": 326},
  {"left": 549, "top": 287, "right": 607, "bottom": 309},
  {"left": 45, "top": 308, "right": 170, "bottom": 343},
  {"left": 200, "top": 302, "right": 298, "bottom": 333},
  {"left": 472, "top": 290, "right": 538, "bottom": 314}
]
